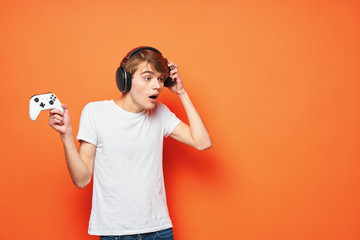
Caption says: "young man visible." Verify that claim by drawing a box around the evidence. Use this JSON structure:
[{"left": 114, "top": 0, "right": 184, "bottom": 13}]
[{"left": 49, "top": 47, "right": 212, "bottom": 239}]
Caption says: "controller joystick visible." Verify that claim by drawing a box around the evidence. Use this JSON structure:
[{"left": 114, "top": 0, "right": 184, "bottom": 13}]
[{"left": 29, "top": 92, "right": 64, "bottom": 121}]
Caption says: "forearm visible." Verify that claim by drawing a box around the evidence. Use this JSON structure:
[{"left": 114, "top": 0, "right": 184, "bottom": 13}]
[
  {"left": 178, "top": 90, "right": 212, "bottom": 150},
  {"left": 60, "top": 129, "right": 92, "bottom": 188}
]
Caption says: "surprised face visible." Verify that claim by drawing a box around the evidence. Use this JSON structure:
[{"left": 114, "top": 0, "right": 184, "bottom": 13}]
[{"left": 127, "top": 62, "right": 166, "bottom": 112}]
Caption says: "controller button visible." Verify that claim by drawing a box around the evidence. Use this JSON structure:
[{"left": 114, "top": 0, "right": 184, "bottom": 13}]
[
  {"left": 40, "top": 102, "right": 45, "bottom": 108},
  {"left": 34, "top": 97, "right": 39, "bottom": 102},
  {"left": 49, "top": 100, "right": 54, "bottom": 105}
]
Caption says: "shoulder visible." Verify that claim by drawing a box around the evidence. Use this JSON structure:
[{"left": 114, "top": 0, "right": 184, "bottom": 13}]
[
  {"left": 84, "top": 100, "right": 111, "bottom": 107},
  {"left": 83, "top": 100, "right": 112, "bottom": 111},
  {"left": 80, "top": 100, "right": 114, "bottom": 120}
]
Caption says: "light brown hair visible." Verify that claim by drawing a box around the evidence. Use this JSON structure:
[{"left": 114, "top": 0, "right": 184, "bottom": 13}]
[{"left": 125, "top": 49, "right": 169, "bottom": 78}]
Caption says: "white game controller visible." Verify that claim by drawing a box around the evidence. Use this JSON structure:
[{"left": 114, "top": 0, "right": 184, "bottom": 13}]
[{"left": 29, "top": 92, "right": 64, "bottom": 121}]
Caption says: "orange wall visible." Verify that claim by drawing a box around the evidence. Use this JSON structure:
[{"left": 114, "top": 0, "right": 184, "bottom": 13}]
[{"left": 1, "top": 0, "right": 359, "bottom": 239}]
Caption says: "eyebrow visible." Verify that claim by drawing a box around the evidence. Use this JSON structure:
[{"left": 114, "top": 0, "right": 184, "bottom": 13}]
[{"left": 140, "top": 70, "right": 156, "bottom": 75}]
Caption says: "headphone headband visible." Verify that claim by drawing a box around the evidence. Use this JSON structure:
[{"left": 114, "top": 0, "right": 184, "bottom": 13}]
[{"left": 124, "top": 46, "right": 161, "bottom": 60}]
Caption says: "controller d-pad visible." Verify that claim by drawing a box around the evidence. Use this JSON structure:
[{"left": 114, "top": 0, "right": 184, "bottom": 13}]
[{"left": 40, "top": 102, "right": 45, "bottom": 108}]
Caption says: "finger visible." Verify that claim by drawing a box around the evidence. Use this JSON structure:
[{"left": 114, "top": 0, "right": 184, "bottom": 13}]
[
  {"left": 51, "top": 118, "right": 63, "bottom": 125},
  {"left": 171, "top": 72, "right": 180, "bottom": 79},
  {"left": 50, "top": 109, "right": 64, "bottom": 116},
  {"left": 49, "top": 118, "right": 62, "bottom": 128},
  {"left": 49, "top": 111, "right": 64, "bottom": 122},
  {"left": 167, "top": 61, "right": 178, "bottom": 68},
  {"left": 170, "top": 67, "right": 178, "bottom": 74},
  {"left": 53, "top": 114, "right": 64, "bottom": 123},
  {"left": 61, "top": 103, "right": 68, "bottom": 110},
  {"left": 50, "top": 103, "right": 68, "bottom": 114}
]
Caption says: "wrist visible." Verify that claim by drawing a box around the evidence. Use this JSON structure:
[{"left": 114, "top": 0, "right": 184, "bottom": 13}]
[
  {"left": 60, "top": 127, "right": 73, "bottom": 140},
  {"left": 177, "top": 89, "right": 187, "bottom": 97}
]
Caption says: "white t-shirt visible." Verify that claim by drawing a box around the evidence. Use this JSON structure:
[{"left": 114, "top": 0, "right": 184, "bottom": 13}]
[{"left": 76, "top": 100, "right": 181, "bottom": 236}]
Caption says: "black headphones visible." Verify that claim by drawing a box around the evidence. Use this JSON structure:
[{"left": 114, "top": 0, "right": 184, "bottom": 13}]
[{"left": 115, "top": 46, "right": 175, "bottom": 93}]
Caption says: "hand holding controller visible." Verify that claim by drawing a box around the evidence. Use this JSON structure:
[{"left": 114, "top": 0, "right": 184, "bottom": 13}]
[{"left": 29, "top": 92, "right": 64, "bottom": 121}]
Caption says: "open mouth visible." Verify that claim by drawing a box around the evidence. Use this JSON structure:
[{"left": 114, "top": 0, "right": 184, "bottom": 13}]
[
  {"left": 149, "top": 94, "right": 158, "bottom": 100},
  {"left": 149, "top": 94, "right": 159, "bottom": 103}
]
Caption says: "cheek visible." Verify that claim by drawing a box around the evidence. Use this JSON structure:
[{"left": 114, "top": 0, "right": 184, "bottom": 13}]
[
  {"left": 130, "top": 80, "right": 147, "bottom": 99},
  {"left": 131, "top": 79, "right": 145, "bottom": 92},
  {"left": 130, "top": 87, "right": 143, "bottom": 100}
]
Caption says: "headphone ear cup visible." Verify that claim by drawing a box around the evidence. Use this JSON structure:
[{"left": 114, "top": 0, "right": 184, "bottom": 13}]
[
  {"left": 116, "top": 66, "right": 126, "bottom": 93},
  {"left": 164, "top": 76, "right": 175, "bottom": 87},
  {"left": 116, "top": 66, "right": 132, "bottom": 93},
  {"left": 164, "top": 58, "right": 175, "bottom": 88}
]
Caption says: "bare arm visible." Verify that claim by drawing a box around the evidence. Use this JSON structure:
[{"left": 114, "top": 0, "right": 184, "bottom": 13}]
[
  {"left": 167, "top": 62, "right": 212, "bottom": 150},
  {"left": 49, "top": 104, "right": 95, "bottom": 189}
]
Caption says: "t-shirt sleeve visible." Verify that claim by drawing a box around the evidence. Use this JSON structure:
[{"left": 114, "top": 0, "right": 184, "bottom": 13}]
[
  {"left": 160, "top": 103, "right": 182, "bottom": 138},
  {"left": 76, "top": 103, "right": 98, "bottom": 145}
]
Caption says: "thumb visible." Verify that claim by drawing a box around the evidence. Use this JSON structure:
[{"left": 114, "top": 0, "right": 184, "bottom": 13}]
[{"left": 61, "top": 104, "right": 69, "bottom": 115}]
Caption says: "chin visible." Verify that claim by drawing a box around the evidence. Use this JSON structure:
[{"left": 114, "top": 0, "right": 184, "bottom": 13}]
[{"left": 144, "top": 102, "right": 157, "bottom": 110}]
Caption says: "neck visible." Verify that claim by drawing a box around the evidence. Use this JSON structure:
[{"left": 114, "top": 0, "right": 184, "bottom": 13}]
[{"left": 114, "top": 94, "right": 144, "bottom": 113}]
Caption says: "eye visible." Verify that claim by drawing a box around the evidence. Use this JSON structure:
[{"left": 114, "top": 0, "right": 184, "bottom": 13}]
[
  {"left": 144, "top": 76, "right": 151, "bottom": 81},
  {"left": 158, "top": 78, "right": 165, "bottom": 82}
]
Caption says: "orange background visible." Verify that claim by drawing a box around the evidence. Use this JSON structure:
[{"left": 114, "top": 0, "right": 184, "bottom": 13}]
[{"left": 1, "top": 0, "right": 359, "bottom": 239}]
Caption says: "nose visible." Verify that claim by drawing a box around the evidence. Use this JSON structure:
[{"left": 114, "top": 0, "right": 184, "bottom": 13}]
[{"left": 152, "top": 79, "right": 161, "bottom": 89}]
